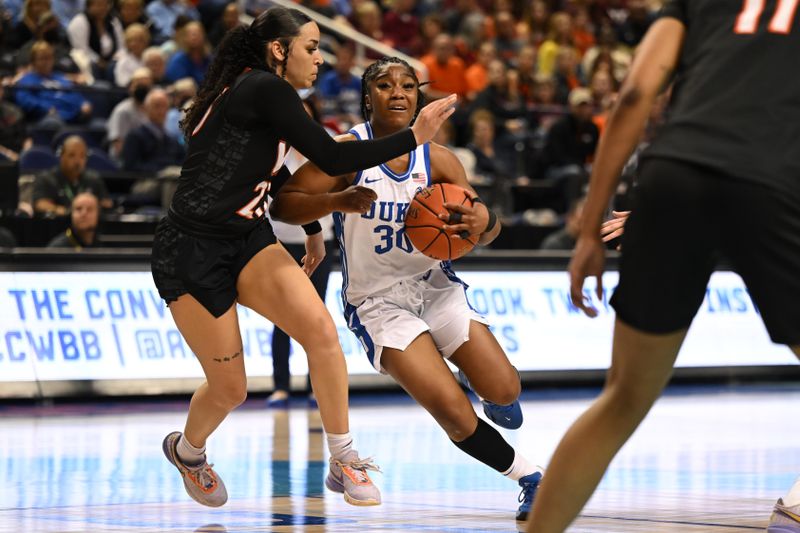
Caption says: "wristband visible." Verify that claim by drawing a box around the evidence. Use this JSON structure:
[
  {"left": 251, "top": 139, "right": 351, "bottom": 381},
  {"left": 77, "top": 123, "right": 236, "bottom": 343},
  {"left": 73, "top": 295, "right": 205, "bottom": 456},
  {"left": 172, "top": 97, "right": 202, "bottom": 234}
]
[
  {"left": 302, "top": 220, "right": 322, "bottom": 235},
  {"left": 471, "top": 197, "right": 497, "bottom": 233}
]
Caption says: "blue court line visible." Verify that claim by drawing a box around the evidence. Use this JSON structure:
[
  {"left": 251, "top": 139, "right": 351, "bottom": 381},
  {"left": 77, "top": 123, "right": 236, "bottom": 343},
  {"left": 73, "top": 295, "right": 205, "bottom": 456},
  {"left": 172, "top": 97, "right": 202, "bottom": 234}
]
[{"left": 578, "top": 513, "right": 764, "bottom": 530}]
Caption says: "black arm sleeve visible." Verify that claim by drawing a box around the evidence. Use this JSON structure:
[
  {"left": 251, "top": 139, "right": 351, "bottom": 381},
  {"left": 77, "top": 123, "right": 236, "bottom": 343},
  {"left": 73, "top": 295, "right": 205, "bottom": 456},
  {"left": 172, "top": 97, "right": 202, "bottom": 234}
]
[{"left": 227, "top": 72, "right": 417, "bottom": 176}]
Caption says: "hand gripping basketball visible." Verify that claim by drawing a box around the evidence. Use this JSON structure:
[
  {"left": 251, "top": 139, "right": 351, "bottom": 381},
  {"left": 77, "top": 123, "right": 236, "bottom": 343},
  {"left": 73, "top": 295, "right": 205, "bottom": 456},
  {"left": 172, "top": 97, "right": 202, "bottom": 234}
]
[{"left": 404, "top": 183, "right": 478, "bottom": 261}]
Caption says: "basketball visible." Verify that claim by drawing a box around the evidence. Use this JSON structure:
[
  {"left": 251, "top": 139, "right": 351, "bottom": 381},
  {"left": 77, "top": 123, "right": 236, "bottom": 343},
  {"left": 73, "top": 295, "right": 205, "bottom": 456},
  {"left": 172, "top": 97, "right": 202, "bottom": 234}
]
[{"left": 404, "top": 183, "right": 478, "bottom": 261}]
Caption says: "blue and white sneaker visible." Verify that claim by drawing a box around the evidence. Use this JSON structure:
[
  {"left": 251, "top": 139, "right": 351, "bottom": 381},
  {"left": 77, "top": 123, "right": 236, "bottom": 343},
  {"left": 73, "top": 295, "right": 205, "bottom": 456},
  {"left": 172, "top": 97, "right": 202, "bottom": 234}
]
[
  {"left": 458, "top": 369, "right": 523, "bottom": 430},
  {"left": 769, "top": 499, "right": 800, "bottom": 532},
  {"left": 516, "top": 470, "right": 543, "bottom": 521}
]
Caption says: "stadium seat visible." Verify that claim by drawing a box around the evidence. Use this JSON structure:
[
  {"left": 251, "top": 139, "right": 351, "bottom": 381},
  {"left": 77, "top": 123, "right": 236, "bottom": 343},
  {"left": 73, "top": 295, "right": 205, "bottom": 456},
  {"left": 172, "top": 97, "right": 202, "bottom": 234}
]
[
  {"left": 86, "top": 149, "right": 120, "bottom": 172},
  {"left": 18, "top": 146, "right": 58, "bottom": 173}
]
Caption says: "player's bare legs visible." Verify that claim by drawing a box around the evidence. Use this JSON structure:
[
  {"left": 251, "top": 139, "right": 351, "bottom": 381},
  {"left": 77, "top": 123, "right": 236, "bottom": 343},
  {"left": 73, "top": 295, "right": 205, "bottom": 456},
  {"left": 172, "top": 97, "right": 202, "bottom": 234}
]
[
  {"left": 236, "top": 243, "right": 348, "bottom": 434},
  {"left": 382, "top": 333, "right": 478, "bottom": 440},
  {"left": 382, "top": 332, "right": 542, "bottom": 520},
  {"left": 163, "top": 295, "right": 245, "bottom": 506},
  {"left": 449, "top": 321, "right": 521, "bottom": 407},
  {"left": 169, "top": 297, "right": 247, "bottom": 447},
  {"left": 238, "top": 243, "right": 381, "bottom": 505},
  {"left": 526, "top": 319, "right": 686, "bottom": 533}
]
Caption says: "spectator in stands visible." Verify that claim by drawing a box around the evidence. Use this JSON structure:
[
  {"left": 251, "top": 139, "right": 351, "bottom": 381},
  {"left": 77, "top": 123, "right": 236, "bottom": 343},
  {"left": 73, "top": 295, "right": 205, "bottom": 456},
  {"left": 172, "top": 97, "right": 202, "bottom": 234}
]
[
  {"left": 541, "top": 87, "right": 598, "bottom": 211},
  {"left": 492, "top": 10, "right": 522, "bottom": 64},
  {"left": 522, "top": 0, "right": 548, "bottom": 46},
  {"left": 8, "top": 0, "right": 50, "bottom": 48},
  {"left": 164, "top": 20, "right": 209, "bottom": 84},
  {"left": 66, "top": 0, "right": 125, "bottom": 79},
  {"left": 46, "top": 191, "right": 102, "bottom": 248},
  {"left": 515, "top": 43, "right": 537, "bottom": 104},
  {"left": 164, "top": 76, "right": 196, "bottom": 145},
  {"left": 537, "top": 12, "right": 573, "bottom": 76},
  {"left": 145, "top": 0, "right": 199, "bottom": 44},
  {"left": 351, "top": 1, "right": 390, "bottom": 61},
  {"left": 571, "top": 7, "right": 595, "bottom": 56},
  {"left": 33, "top": 135, "right": 112, "bottom": 216},
  {"left": 581, "top": 21, "right": 631, "bottom": 86},
  {"left": 113, "top": 22, "right": 149, "bottom": 87},
  {"left": 117, "top": 0, "right": 150, "bottom": 29},
  {"left": 14, "top": 10, "right": 76, "bottom": 72},
  {"left": 121, "top": 87, "right": 185, "bottom": 172},
  {"left": 443, "top": 0, "right": 483, "bottom": 39},
  {"left": 539, "top": 195, "right": 586, "bottom": 250},
  {"left": 589, "top": 68, "right": 616, "bottom": 133},
  {"left": 418, "top": 13, "right": 444, "bottom": 56},
  {"left": 208, "top": 2, "right": 239, "bottom": 47},
  {"left": 421, "top": 33, "right": 467, "bottom": 100},
  {"left": 0, "top": 84, "right": 30, "bottom": 162},
  {"left": 317, "top": 42, "right": 361, "bottom": 130},
  {"left": 466, "top": 108, "right": 512, "bottom": 184},
  {"left": 15, "top": 41, "right": 92, "bottom": 125},
  {"left": 381, "top": 0, "right": 419, "bottom": 56},
  {"left": 142, "top": 46, "right": 167, "bottom": 85},
  {"left": 465, "top": 41, "right": 495, "bottom": 102},
  {"left": 107, "top": 66, "right": 151, "bottom": 158},
  {"left": 472, "top": 58, "right": 526, "bottom": 144},
  {"left": 0, "top": 9, "right": 12, "bottom": 74},
  {"left": 553, "top": 45, "right": 580, "bottom": 104}
]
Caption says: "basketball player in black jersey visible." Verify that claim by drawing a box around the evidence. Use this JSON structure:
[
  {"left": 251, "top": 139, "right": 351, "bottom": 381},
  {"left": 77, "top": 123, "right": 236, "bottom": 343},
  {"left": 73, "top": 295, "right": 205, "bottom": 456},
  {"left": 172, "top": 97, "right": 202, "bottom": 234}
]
[
  {"left": 526, "top": 0, "right": 800, "bottom": 531},
  {"left": 150, "top": 6, "right": 456, "bottom": 508}
]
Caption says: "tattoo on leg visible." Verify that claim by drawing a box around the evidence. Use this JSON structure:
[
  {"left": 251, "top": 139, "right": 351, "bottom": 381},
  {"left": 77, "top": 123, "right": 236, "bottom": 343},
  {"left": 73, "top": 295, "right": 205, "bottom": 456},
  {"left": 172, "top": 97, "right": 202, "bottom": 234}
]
[{"left": 213, "top": 351, "right": 241, "bottom": 363}]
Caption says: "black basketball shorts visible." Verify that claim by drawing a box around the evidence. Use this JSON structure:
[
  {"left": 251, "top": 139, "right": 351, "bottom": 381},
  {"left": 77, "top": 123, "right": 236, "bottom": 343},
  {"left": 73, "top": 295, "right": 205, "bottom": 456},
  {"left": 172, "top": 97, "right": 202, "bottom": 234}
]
[
  {"left": 151, "top": 218, "right": 278, "bottom": 318},
  {"left": 610, "top": 157, "right": 800, "bottom": 345}
]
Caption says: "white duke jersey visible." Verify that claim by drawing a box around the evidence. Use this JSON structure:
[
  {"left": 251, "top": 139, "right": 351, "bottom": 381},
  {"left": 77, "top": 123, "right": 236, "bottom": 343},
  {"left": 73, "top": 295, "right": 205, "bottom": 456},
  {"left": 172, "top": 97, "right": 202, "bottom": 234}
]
[{"left": 334, "top": 122, "right": 442, "bottom": 306}]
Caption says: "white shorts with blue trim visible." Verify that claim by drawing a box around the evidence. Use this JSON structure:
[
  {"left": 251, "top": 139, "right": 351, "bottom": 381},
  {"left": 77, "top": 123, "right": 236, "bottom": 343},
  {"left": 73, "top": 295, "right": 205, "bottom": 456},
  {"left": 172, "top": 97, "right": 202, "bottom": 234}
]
[{"left": 344, "top": 267, "right": 489, "bottom": 374}]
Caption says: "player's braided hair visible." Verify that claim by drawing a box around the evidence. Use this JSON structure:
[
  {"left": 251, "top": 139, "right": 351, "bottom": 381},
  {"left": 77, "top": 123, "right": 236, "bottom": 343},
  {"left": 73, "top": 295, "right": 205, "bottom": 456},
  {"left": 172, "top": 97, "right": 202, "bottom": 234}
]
[
  {"left": 181, "top": 6, "right": 310, "bottom": 136},
  {"left": 360, "top": 57, "right": 426, "bottom": 125}
]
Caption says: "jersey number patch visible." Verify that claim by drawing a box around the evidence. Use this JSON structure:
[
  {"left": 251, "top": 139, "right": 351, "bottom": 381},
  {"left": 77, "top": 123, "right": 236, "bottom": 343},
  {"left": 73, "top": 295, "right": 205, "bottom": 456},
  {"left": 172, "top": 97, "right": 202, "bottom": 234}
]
[
  {"left": 735, "top": 0, "right": 799, "bottom": 34},
  {"left": 236, "top": 181, "right": 270, "bottom": 220},
  {"left": 374, "top": 225, "right": 413, "bottom": 254}
]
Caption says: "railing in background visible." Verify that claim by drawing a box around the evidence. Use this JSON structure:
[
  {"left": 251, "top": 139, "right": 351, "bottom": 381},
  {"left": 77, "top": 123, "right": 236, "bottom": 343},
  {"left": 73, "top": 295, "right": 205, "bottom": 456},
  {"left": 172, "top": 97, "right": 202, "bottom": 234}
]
[{"left": 242, "top": 0, "right": 428, "bottom": 81}]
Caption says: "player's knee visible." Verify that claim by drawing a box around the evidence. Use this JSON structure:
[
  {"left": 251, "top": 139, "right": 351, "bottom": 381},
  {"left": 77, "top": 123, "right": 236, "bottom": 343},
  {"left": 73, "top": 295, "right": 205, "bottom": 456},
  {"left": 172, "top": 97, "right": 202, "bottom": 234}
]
[
  {"left": 298, "top": 313, "right": 339, "bottom": 350},
  {"left": 212, "top": 380, "right": 248, "bottom": 410},
  {"left": 476, "top": 368, "right": 520, "bottom": 406},
  {"left": 429, "top": 393, "right": 475, "bottom": 439},
  {"left": 604, "top": 380, "right": 656, "bottom": 421}
]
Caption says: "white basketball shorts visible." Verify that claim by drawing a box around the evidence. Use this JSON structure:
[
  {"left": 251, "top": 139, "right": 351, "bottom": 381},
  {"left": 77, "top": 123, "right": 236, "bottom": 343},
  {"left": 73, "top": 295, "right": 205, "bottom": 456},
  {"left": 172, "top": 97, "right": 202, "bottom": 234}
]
[{"left": 344, "top": 266, "right": 488, "bottom": 373}]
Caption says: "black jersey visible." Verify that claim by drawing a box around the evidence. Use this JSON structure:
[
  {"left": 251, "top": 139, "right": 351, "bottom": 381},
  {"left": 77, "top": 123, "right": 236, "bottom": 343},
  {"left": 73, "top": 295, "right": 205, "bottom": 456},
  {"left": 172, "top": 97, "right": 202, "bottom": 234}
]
[
  {"left": 169, "top": 68, "right": 417, "bottom": 237},
  {"left": 644, "top": 0, "right": 800, "bottom": 194}
]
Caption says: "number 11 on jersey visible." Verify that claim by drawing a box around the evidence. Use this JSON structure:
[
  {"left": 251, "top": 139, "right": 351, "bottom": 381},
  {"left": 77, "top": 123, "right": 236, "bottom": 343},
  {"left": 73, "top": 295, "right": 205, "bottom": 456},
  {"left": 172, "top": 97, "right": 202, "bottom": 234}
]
[{"left": 735, "top": 0, "right": 798, "bottom": 34}]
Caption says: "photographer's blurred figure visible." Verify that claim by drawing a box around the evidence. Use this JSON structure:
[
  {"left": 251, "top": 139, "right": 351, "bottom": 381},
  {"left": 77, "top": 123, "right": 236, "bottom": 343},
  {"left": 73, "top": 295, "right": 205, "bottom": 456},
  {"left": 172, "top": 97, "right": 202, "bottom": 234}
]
[{"left": 47, "top": 192, "right": 102, "bottom": 249}]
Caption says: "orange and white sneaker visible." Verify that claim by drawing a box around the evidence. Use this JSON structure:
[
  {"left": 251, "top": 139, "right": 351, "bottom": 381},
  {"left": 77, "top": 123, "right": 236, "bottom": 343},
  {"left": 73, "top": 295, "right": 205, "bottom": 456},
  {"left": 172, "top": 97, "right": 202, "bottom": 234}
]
[
  {"left": 769, "top": 499, "right": 800, "bottom": 532},
  {"left": 325, "top": 449, "right": 381, "bottom": 506},
  {"left": 162, "top": 431, "right": 228, "bottom": 507}
]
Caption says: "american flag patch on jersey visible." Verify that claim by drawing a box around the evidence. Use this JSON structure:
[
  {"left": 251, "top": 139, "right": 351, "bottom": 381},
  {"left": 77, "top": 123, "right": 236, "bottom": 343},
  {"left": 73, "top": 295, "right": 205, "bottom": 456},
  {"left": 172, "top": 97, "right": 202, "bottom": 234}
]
[{"left": 412, "top": 172, "right": 427, "bottom": 184}]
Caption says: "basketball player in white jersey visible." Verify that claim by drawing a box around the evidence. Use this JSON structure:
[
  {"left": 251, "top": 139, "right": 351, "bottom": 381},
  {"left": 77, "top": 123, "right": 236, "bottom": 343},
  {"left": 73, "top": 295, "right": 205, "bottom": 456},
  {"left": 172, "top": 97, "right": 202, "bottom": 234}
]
[{"left": 271, "top": 57, "right": 544, "bottom": 521}]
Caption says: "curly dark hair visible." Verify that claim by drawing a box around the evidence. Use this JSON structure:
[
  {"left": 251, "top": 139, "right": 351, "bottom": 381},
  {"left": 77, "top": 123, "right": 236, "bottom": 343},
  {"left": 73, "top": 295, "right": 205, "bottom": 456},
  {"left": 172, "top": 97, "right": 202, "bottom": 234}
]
[
  {"left": 181, "top": 6, "right": 311, "bottom": 136},
  {"left": 360, "top": 56, "right": 426, "bottom": 125}
]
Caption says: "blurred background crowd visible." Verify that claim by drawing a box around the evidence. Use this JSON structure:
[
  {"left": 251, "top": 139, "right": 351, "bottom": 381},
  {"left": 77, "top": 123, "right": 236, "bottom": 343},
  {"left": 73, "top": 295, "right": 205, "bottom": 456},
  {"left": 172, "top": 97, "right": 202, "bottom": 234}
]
[{"left": 0, "top": 0, "right": 668, "bottom": 251}]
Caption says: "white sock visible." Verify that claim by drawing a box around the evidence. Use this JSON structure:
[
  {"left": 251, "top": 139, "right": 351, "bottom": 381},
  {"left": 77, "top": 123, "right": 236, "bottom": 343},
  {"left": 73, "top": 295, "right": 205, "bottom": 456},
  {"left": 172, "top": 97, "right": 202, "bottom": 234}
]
[
  {"left": 784, "top": 476, "right": 800, "bottom": 507},
  {"left": 326, "top": 432, "right": 354, "bottom": 461},
  {"left": 502, "top": 450, "right": 543, "bottom": 482},
  {"left": 176, "top": 435, "right": 206, "bottom": 466}
]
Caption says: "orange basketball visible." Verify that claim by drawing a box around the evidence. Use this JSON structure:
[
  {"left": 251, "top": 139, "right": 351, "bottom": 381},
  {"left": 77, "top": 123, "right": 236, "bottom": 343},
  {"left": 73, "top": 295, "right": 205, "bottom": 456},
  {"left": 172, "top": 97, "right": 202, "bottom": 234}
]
[{"left": 405, "top": 183, "right": 478, "bottom": 261}]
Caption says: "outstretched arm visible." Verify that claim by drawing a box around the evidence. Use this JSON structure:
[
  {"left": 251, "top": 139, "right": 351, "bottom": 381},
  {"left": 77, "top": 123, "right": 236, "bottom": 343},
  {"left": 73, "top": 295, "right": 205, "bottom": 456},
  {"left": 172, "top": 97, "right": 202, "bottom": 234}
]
[
  {"left": 269, "top": 134, "right": 377, "bottom": 225},
  {"left": 429, "top": 143, "right": 501, "bottom": 246},
  {"left": 568, "top": 17, "right": 685, "bottom": 317}
]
